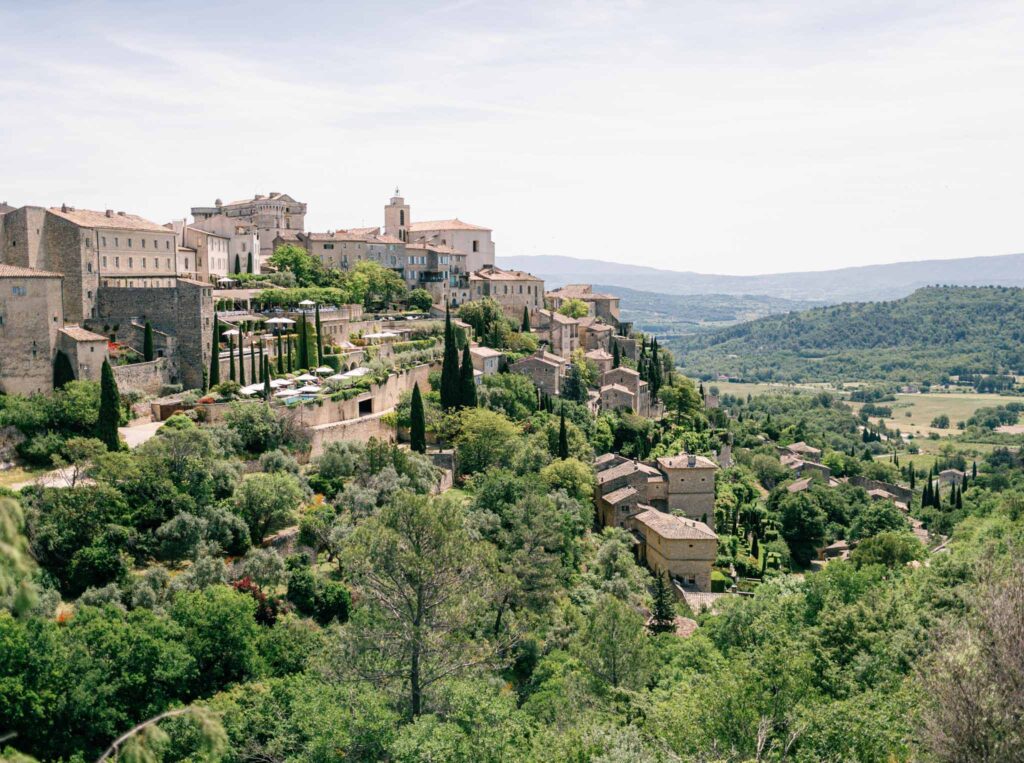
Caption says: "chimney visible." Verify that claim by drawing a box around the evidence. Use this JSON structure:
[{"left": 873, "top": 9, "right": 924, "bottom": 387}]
[
  {"left": 105, "top": 209, "right": 113, "bottom": 217},
  {"left": 61, "top": 203, "right": 68, "bottom": 212},
  {"left": 117, "top": 211, "right": 126, "bottom": 216},
  {"left": 687, "top": 454, "right": 696, "bottom": 468}
]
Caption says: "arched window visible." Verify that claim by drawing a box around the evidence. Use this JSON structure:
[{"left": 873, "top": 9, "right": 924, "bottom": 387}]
[{"left": 399, "top": 210, "right": 405, "bottom": 225}]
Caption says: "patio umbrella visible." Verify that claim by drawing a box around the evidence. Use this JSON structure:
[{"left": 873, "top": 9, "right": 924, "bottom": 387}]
[
  {"left": 314, "top": 366, "right": 334, "bottom": 374},
  {"left": 269, "top": 378, "right": 294, "bottom": 388},
  {"left": 274, "top": 389, "right": 298, "bottom": 398},
  {"left": 295, "top": 384, "right": 321, "bottom": 393},
  {"left": 296, "top": 372, "right": 318, "bottom": 382},
  {"left": 298, "top": 299, "right": 316, "bottom": 308}
]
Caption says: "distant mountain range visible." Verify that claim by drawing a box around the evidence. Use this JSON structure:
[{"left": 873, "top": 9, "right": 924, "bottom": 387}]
[{"left": 499, "top": 252, "right": 1024, "bottom": 302}]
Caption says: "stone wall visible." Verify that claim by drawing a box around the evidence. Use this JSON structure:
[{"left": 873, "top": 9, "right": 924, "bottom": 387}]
[
  {"left": 94, "top": 279, "right": 213, "bottom": 390},
  {"left": 112, "top": 358, "right": 171, "bottom": 395},
  {"left": 0, "top": 274, "right": 64, "bottom": 395},
  {"left": 308, "top": 412, "right": 396, "bottom": 457}
]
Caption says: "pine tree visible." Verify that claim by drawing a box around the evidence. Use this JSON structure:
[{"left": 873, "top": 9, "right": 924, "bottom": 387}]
[
  {"left": 612, "top": 342, "right": 620, "bottom": 368},
  {"left": 649, "top": 572, "right": 675, "bottom": 634},
  {"left": 246, "top": 251, "right": 253, "bottom": 274},
  {"left": 558, "top": 408, "right": 569, "bottom": 459},
  {"left": 314, "top": 303, "right": 324, "bottom": 365},
  {"left": 209, "top": 313, "right": 221, "bottom": 387},
  {"left": 143, "top": 321, "right": 154, "bottom": 361},
  {"left": 228, "top": 336, "right": 236, "bottom": 381},
  {"left": 276, "top": 332, "right": 284, "bottom": 373},
  {"left": 234, "top": 254, "right": 241, "bottom": 274},
  {"left": 97, "top": 359, "right": 121, "bottom": 451},
  {"left": 410, "top": 382, "right": 427, "bottom": 454},
  {"left": 440, "top": 304, "right": 461, "bottom": 410},
  {"left": 53, "top": 350, "right": 75, "bottom": 389},
  {"left": 459, "top": 343, "right": 477, "bottom": 408},
  {"left": 521, "top": 306, "right": 531, "bottom": 333},
  {"left": 237, "top": 335, "right": 246, "bottom": 386}
]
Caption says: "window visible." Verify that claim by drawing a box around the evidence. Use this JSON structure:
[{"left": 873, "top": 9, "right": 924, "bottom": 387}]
[
  {"left": 142, "top": 258, "right": 147, "bottom": 268},
  {"left": 166, "top": 259, "right": 170, "bottom": 269},
  {"left": 128, "top": 238, "right": 132, "bottom": 247},
  {"left": 102, "top": 256, "right": 107, "bottom": 267},
  {"left": 142, "top": 238, "right": 146, "bottom": 247},
  {"left": 154, "top": 240, "right": 158, "bottom": 248},
  {"left": 128, "top": 257, "right": 134, "bottom": 268},
  {"left": 115, "top": 256, "right": 120, "bottom": 267},
  {"left": 87, "top": 290, "right": 92, "bottom": 299},
  {"left": 87, "top": 262, "right": 92, "bottom": 273},
  {"left": 114, "top": 237, "right": 119, "bottom": 246},
  {"left": 399, "top": 210, "right": 405, "bottom": 225},
  {"left": 12, "top": 286, "right": 26, "bottom": 296},
  {"left": 165, "top": 240, "right": 170, "bottom": 250},
  {"left": 472, "top": 240, "right": 479, "bottom": 252},
  {"left": 324, "top": 243, "right": 334, "bottom": 250},
  {"left": 102, "top": 236, "right": 107, "bottom": 246}
]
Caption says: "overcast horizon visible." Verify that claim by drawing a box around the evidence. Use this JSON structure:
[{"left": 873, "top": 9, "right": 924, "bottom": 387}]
[{"left": 2, "top": 0, "right": 1023, "bottom": 276}]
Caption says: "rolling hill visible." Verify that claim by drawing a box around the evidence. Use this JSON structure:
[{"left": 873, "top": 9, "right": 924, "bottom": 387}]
[
  {"left": 499, "top": 252, "right": 1024, "bottom": 302},
  {"left": 672, "top": 285, "right": 1024, "bottom": 384}
]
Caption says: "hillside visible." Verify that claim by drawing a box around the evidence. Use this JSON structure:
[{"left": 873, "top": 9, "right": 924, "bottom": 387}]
[
  {"left": 674, "top": 285, "right": 1024, "bottom": 384},
  {"left": 499, "top": 252, "right": 1024, "bottom": 302},
  {"left": 595, "top": 284, "right": 820, "bottom": 336}
]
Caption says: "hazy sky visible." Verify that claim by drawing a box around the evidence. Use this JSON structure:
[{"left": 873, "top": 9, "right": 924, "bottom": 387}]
[{"left": 2, "top": 1, "right": 1022, "bottom": 275}]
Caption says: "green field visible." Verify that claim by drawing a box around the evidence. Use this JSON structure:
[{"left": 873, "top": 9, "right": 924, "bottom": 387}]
[{"left": 849, "top": 391, "right": 1013, "bottom": 438}]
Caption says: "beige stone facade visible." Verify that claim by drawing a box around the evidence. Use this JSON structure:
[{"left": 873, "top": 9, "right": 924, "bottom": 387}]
[
  {"left": 187, "top": 215, "right": 261, "bottom": 274},
  {"left": 193, "top": 193, "right": 305, "bottom": 259},
  {"left": 599, "top": 366, "right": 650, "bottom": 416},
  {"left": 508, "top": 349, "right": 566, "bottom": 396},
  {"left": 57, "top": 325, "right": 109, "bottom": 382},
  {"left": 656, "top": 454, "right": 718, "bottom": 522},
  {"left": 469, "top": 267, "right": 544, "bottom": 320},
  {"left": 470, "top": 345, "right": 503, "bottom": 375},
  {"left": 0, "top": 265, "right": 65, "bottom": 394},
  {"left": 546, "top": 284, "right": 621, "bottom": 328},
  {"left": 536, "top": 309, "right": 579, "bottom": 358},
  {"left": 629, "top": 508, "right": 717, "bottom": 591}
]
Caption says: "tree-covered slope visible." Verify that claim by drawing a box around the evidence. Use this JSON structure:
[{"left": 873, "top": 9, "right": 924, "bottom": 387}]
[{"left": 676, "top": 286, "right": 1024, "bottom": 383}]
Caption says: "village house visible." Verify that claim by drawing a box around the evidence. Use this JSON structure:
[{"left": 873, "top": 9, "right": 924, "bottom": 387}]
[
  {"left": 585, "top": 348, "right": 614, "bottom": 375},
  {"left": 187, "top": 215, "right": 261, "bottom": 274},
  {"left": 0, "top": 264, "right": 66, "bottom": 394},
  {"left": 469, "top": 266, "right": 544, "bottom": 320},
  {"left": 509, "top": 348, "right": 566, "bottom": 396},
  {"left": 780, "top": 452, "right": 832, "bottom": 479},
  {"left": 598, "top": 366, "right": 651, "bottom": 416},
  {"left": 192, "top": 193, "right": 306, "bottom": 259},
  {"left": 595, "top": 451, "right": 719, "bottom": 528},
  {"left": 938, "top": 468, "right": 965, "bottom": 486},
  {"left": 578, "top": 316, "right": 614, "bottom": 352},
  {"left": 780, "top": 441, "right": 823, "bottom": 461},
  {"left": 629, "top": 508, "right": 717, "bottom": 591},
  {"left": 535, "top": 308, "right": 579, "bottom": 358},
  {"left": 546, "top": 284, "right": 622, "bottom": 329},
  {"left": 57, "top": 325, "right": 109, "bottom": 383},
  {"left": 383, "top": 189, "right": 496, "bottom": 272},
  {"left": 470, "top": 345, "right": 503, "bottom": 376}
]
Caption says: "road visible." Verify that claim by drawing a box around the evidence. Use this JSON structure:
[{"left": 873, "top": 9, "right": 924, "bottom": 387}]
[{"left": 119, "top": 420, "right": 165, "bottom": 449}]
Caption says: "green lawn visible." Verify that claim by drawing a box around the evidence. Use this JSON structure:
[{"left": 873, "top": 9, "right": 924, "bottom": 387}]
[{"left": 0, "top": 465, "right": 46, "bottom": 489}]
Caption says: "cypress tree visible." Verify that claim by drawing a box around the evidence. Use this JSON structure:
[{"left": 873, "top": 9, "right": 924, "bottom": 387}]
[
  {"left": 53, "top": 350, "right": 75, "bottom": 389},
  {"left": 209, "top": 313, "right": 221, "bottom": 387},
  {"left": 298, "top": 313, "right": 309, "bottom": 370},
  {"left": 287, "top": 336, "right": 294, "bottom": 373},
  {"left": 521, "top": 306, "right": 531, "bottom": 333},
  {"left": 263, "top": 357, "right": 271, "bottom": 398},
  {"left": 751, "top": 535, "right": 760, "bottom": 561},
  {"left": 228, "top": 336, "right": 236, "bottom": 381},
  {"left": 234, "top": 253, "right": 241, "bottom": 274},
  {"left": 650, "top": 338, "right": 662, "bottom": 396},
  {"left": 955, "top": 484, "right": 963, "bottom": 509},
  {"left": 440, "top": 304, "right": 460, "bottom": 410},
  {"left": 972, "top": 461, "right": 977, "bottom": 479},
  {"left": 143, "top": 321, "right": 154, "bottom": 361},
  {"left": 315, "top": 303, "right": 324, "bottom": 365},
  {"left": 237, "top": 335, "right": 246, "bottom": 386},
  {"left": 250, "top": 338, "right": 257, "bottom": 382},
  {"left": 246, "top": 251, "right": 253, "bottom": 274},
  {"left": 612, "top": 341, "right": 620, "bottom": 368},
  {"left": 276, "top": 332, "right": 284, "bottom": 373},
  {"left": 909, "top": 468, "right": 916, "bottom": 490},
  {"left": 97, "top": 359, "right": 121, "bottom": 451},
  {"left": 410, "top": 382, "right": 427, "bottom": 454},
  {"left": 558, "top": 408, "right": 569, "bottom": 459},
  {"left": 649, "top": 572, "right": 675, "bottom": 634},
  {"left": 459, "top": 344, "right": 477, "bottom": 408},
  {"left": 258, "top": 338, "right": 265, "bottom": 382}
]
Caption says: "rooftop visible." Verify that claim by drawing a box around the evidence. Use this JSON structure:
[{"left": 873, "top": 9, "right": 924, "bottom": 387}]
[
  {"left": 471, "top": 266, "right": 542, "bottom": 282},
  {"left": 0, "top": 263, "right": 63, "bottom": 278},
  {"left": 408, "top": 218, "right": 491, "bottom": 232},
  {"left": 657, "top": 454, "right": 719, "bottom": 470},
  {"left": 597, "top": 460, "right": 643, "bottom": 485},
  {"left": 60, "top": 325, "right": 107, "bottom": 342},
  {"left": 470, "top": 346, "right": 503, "bottom": 358},
  {"left": 632, "top": 507, "right": 717, "bottom": 540},
  {"left": 603, "top": 486, "right": 639, "bottom": 506},
  {"left": 49, "top": 206, "right": 168, "bottom": 233}
]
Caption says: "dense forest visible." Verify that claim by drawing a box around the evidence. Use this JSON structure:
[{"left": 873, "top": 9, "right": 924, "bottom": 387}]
[
  {"left": 674, "top": 286, "right": 1024, "bottom": 384},
  {"left": 1, "top": 331, "right": 1023, "bottom": 761}
]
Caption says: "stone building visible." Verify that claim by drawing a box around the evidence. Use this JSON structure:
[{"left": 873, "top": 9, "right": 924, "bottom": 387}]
[
  {"left": 599, "top": 366, "right": 650, "bottom": 416},
  {"left": 95, "top": 279, "right": 213, "bottom": 390},
  {"left": 192, "top": 193, "right": 305, "bottom": 259},
  {"left": 0, "top": 264, "right": 65, "bottom": 394},
  {"left": 535, "top": 309, "right": 579, "bottom": 359},
  {"left": 578, "top": 316, "right": 614, "bottom": 352},
  {"left": 187, "top": 215, "right": 261, "bottom": 274},
  {"left": 650, "top": 454, "right": 718, "bottom": 521},
  {"left": 468, "top": 267, "right": 544, "bottom": 320},
  {"left": 174, "top": 227, "right": 231, "bottom": 282},
  {"left": 508, "top": 348, "right": 567, "bottom": 397},
  {"left": 629, "top": 508, "right": 717, "bottom": 591},
  {"left": 585, "top": 348, "right": 614, "bottom": 376},
  {"left": 383, "top": 189, "right": 496, "bottom": 272},
  {"left": 57, "top": 325, "right": 109, "bottom": 383},
  {"left": 470, "top": 345, "right": 503, "bottom": 376},
  {"left": 546, "top": 284, "right": 621, "bottom": 328}
]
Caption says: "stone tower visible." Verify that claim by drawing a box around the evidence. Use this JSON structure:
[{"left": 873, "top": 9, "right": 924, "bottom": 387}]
[{"left": 384, "top": 188, "right": 410, "bottom": 242}]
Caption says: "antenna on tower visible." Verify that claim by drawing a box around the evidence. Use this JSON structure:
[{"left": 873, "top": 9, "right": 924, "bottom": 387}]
[{"left": 394, "top": 186, "right": 401, "bottom": 196}]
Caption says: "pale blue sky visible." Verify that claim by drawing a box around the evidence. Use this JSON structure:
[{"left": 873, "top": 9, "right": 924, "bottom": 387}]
[{"left": 2, "top": 0, "right": 1022, "bottom": 274}]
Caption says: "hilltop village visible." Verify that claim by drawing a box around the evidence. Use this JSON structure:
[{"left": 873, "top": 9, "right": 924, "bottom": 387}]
[{"left": 1, "top": 189, "right": 1019, "bottom": 762}]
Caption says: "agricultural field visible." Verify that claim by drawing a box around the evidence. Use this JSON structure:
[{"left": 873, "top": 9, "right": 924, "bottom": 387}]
[{"left": 849, "top": 390, "right": 1015, "bottom": 438}]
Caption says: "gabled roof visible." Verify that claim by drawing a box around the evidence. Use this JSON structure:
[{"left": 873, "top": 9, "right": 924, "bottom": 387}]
[
  {"left": 470, "top": 346, "right": 503, "bottom": 358},
  {"left": 632, "top": 507, "right": 717, "bottom": 540},
  {"left": 408, "top": 218, "right": 490, "bottom": 232},
  {"left": 597, "top": 460, "right": 643, "bottom": 485},
  {"left": 60, "top": 325, "right": 107, "bottom": 342},
  {"left": 604, "top": 366, "right": 640, "bottom": 379},
  {"left": 594, "top": 452, "right": 626, "bottom": 471},
  {"left": 49, "top": 207, "right": 168, "bottom": 233},
  {"left": 603, "top": 486, "right": 638, "bottom": 506},
  {"left": 585, "top": 349, "right": 613, "bottom": 360},
  {"left": 657, "top": 454, "right": 719, "bottom": 470},
  {"left": 470, "top": 266, "right": 542, "bottom": 282},
  {"left": 601, "top": 383, "right": 634, "bottom": 396},
  {"left": 0, "top": 263, "right": 63, "bottom": 278}
]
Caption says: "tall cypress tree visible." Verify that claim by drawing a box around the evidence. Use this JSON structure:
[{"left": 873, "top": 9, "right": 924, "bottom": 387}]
[
  {"left": 649, "top": 572, "right": 675, "bottom": 634},
  {"left": 459, "top": 344, "right": 477, "bottom": 408},
  {"left": 143, "top": 321, "right": 154, "bottom": 361},
  {"left": 258, "top": 338, "right": 265, "bottom": 382},
  {"left": 250, "top": 337, "right": 257, "bottom": 382},
  {"left": 314, "top": 303, "right": 324, "bottom": 365},
  {"left": 521, "top": 306, "right": 531, "bottom": 333},
  {"left": 246, "top": 251, "right": 253, "bottom": 274},
  {"left": 440, "top": 304, "right": 460, "bottom": 410},
  {"left": 237, "top": 335, "right": 246, "bottom": 386},
  {"left": 650, "top": 338, "right": 662, "bottom": 396},
  {"left": 209, "top": 313, "right": 221, "bottom": 388},
  {"left": 234, "top": 254, "right": 241, "bottom": 274},
  {"left": 287, "top": 336, "right": 294, "bottom": 373},
  {"left": 297, "top": 313, "right": 309, "bottom": 370},
  {"left": 263, "top": 357, "right": 271, "bottom": 398},
  {"left": 909, "top": 468, "right": 916, "bottom": 490},
  {"left": 53, "top": 350, "right": 75, "bottom": 389},
  {"left": 276, "top": 332, "right": 284, "bottom": 373},
  {"left": 410, "top": 382, "right": 426, "bottom": 454},
  {"left": 612, "top": 341, "right": 620, "bottom": 368},
  {"left": 228, "top": 336, "right": 236, "bottom": 381},
  {"left": 97, "top": 359, "right": 121, "bottom": 451},
  {"left": 558, "top": 408, "right": 569, "bottom": 459}
]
